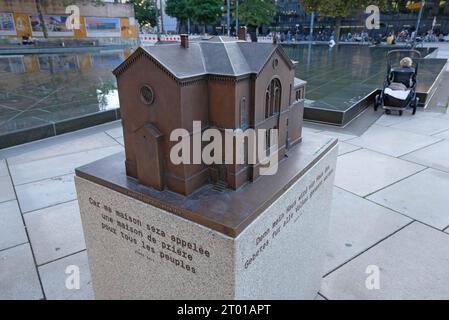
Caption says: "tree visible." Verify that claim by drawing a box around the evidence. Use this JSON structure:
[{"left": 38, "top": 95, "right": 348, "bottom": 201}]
[
  {"left": 35, "top": 0, "right": 49, "bottom": 38},
  {"left": 189, "top": 0, "right": 223, "bottom": 34},
  {"left": 126, "top": 0, "right": 158, "bottom": 28},
  {"left": 300, "top": 0, "right": 387, "bottom": 43},
  {"left": 239, "top": 0, "right": 276, "bottom": 35},
  {"left": 165, "top": 0, "right": 193, "bottom": 33}
]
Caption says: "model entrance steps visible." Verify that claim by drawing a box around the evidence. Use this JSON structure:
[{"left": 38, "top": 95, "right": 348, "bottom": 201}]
[{"left": 212, "top": 180, "right": 229, "bottom": 193}]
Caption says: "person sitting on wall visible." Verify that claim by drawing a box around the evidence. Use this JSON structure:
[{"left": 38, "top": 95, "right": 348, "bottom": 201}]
[
  {"left": 22, "top": 34, "right": 34, "bottom": 45},
  {"left": 386, "top": 33, "right": 395, "bottom": 45}
]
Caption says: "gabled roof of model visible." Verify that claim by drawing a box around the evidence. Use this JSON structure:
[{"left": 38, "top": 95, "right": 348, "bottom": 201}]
[{"left": 113, "top": 38, "right": 294, "bottom": 80}]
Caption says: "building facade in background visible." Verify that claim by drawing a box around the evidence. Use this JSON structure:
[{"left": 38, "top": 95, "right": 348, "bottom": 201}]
[
  {"left": 0, "top": 0, "right": 137, "bottom": 42},
  {"left": 275, "top": 0, "right": 449, "bottom": 36}
]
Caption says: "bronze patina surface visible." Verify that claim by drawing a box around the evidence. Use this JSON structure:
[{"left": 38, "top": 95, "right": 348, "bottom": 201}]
[
  {"left": 75, "top": 134, "right": 337, "bottom": 238},
  {"left": 113, "top": 36, "right": 306, "bottom": 196}
]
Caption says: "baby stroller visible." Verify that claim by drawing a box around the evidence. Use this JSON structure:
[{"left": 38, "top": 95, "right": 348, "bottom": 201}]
[{"left": 374, "top": 49, "right": 421, "bottom": 116}]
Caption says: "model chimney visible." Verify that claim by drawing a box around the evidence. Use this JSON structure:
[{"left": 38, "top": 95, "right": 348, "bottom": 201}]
[
  {"left": 181, "top": 34, "right": 189, "bottom": 48},
  {"left": 238, "top": 27, "right": 247, "bottom": 41}
]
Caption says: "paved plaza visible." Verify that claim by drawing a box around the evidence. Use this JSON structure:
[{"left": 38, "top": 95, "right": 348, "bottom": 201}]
[
  {"left": 1, "top": 44, "right": 449, "bottom": 300},
  {"left": 1, "top": 107, "right": 449, "bottom": 300}
]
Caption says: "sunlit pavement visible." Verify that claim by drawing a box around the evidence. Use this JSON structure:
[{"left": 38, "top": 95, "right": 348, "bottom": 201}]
[{"left": 1, "top": 44, "right": 449, "bottom": 300}]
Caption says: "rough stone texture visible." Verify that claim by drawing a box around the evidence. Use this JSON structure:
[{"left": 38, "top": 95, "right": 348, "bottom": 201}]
[
  {"left": 75, "top": 146, "right": 337, "bottom": 300},
  {"left": 0, "top": 244, "right": 43, "bottom": 300},
  {"left": 322, "top": 222, "right": 449, "bottom": 300},
  {"left": 234, "top": 146, "right": 337, "bottom": 299},
  {"left": 39, "top": 251, "right": 94, "bottom": 300},
  {"left": 76, "top": 177, "right": 235, "bottom": 300}
]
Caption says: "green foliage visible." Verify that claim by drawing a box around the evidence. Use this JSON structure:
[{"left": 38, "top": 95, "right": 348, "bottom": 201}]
[
  {"left": 239, "top": 0, "right": 276, "bottom": 27},
  {"left": 166, "top": 0, "right": 193, "bottom": 22},
  {"left": 126, "top": 0, "right": 158, "bottom": 27},
  {"left": 189, "top": 0, "right": 223, "bottom": 25}
]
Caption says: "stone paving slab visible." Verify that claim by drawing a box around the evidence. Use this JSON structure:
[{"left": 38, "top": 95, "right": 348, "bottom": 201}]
[
  {"left": 322, "top": 222, "right": 449, "bottom": 300},
  {"left": 374, "top": 112, "right": 436, "bottom": 127},
  {"left": 4, "top": 132, "right": 119, "bottom": 166},
  {"left": 24, "top": 201, "right": 85, "bottom": 265},
  {"left": 9, "top": 145, "right": 123, "bottom": 185},
  {"left": 433, "top": 129, "right": 449, "bottom": 140},
  {"left": 0, "top": 159, "right": 8, "bottom": 177},
  {"left": 317, "top": 131, "right": 357, "bottom": 142},
  {"left": 302, "top": 126, "right": 323, "bottom": 134},
  {"left": 38, "top": 251, "right": 93, "bottom": 300},
  {"left": 391, "top": 116, "right": 449, "bottom": 136},
  {"left": 16, "top": 174, "right": 77, "bottom": 214},
  {"left": 114, "top": 136, "right": 124, "bottom": 146},
  {"left": 0, "top": 243, "right": 43, "bottom": 300},
  {"left": 334, "top": 149, "right": 425, "bottom": 197},
  {"left": 0, "top": 175, "right": 15, "bottom": 203},
  {"left": 105, "top": 126, "right": 124, "bottom": 139},
  {"left": 0, "top": 200, "right": 27, "bottom": 251},
  {"left": 375, "top": 113, "right": 416, "bottom": 127},
  {"left": 401, "top": 140, "right": 449, "bottom": 174},
  {"left": 337, "top": 142, "right": 361, "bottom": 156},
  {"left": 347, "top": 125, "right": 441, "bottom": 157},
  {"left": 325, "top": 188, "right": 412, "bottom": 274},
  {"left": 368, "top": 168, "right": 449, "bottom": 230}
]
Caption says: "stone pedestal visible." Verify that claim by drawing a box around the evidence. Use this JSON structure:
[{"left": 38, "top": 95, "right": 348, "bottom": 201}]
[{"left": 75, "top": 135, "right": 338, "bottom": 300}]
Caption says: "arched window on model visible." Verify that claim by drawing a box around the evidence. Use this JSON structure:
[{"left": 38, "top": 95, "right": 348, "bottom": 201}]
[
  {"left": 240, "top": 97, "right": 248, "bottom": 129},
  {"left": 265, "top": 78, "right": 282, "bottom": 119},
  {"left": 265, "top": 91, "right": 270, "bottom": 119}
]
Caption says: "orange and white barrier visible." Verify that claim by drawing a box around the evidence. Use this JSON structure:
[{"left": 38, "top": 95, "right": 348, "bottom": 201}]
[
  {"left": 139, "top": 34, "right": 159, "bottom": 45},
  {"left": 139, "top": 34, "right": 273, "bottom": 46},
  {"left": 257, "top": 36, "right": 273, "bottom": 43}
]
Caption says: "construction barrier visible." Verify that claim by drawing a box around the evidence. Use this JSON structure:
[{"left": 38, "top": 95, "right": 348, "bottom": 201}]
[{"left": 139, "top": 34, "right": 273, "bottom": 46}]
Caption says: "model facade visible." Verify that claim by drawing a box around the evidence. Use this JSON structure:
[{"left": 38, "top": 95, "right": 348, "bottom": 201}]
[{"left": 113, "top": 35, "right": 306, "bottom": 195}]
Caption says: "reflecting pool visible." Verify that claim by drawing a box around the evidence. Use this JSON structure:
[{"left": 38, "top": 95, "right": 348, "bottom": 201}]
[
  {"left": 0, "top": 44, "right": 446, "bottom": 147},
  {"left": 0, "top": 49, "right": 133, "bottom": 146},
  {"left": 283, "top": 44, "right": 446, "bottom": 125}
]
